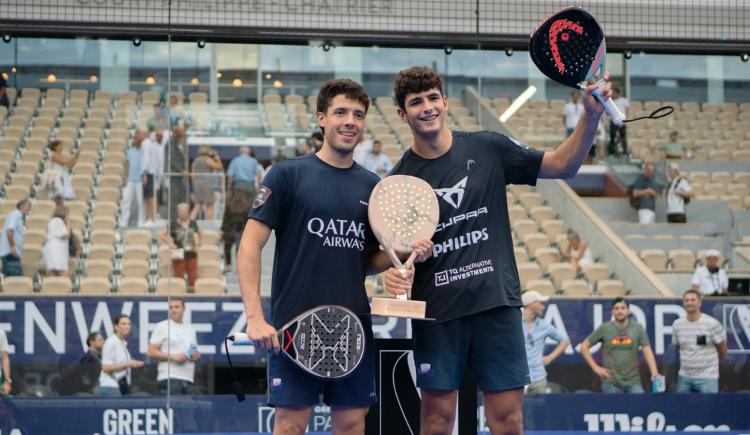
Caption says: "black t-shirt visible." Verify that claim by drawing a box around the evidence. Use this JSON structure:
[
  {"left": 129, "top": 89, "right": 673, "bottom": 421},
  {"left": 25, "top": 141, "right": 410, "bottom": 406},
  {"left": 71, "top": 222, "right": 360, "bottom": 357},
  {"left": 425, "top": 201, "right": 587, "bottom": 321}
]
[
  {"left": 249, "top": 153, "right": 380, "bottom": 328},
  {"left": 390, "top": 131, "right": 544, "bottom": 322}
]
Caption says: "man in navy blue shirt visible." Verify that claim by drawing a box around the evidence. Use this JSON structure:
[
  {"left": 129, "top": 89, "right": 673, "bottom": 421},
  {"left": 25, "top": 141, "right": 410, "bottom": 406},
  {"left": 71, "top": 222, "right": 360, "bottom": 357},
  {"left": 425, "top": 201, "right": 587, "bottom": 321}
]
[
  {"left": 238, "top": 79, "right": 430, "bottom": 435},
  {"left": 383, "top": 66, "right": 611, "bottom": 435}
]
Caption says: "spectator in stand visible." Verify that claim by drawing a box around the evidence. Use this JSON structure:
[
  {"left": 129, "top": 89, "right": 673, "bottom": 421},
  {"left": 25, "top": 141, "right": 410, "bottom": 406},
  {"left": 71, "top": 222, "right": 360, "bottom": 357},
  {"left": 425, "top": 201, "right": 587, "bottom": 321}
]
[
  {"left": 141, "top": 127, "right": 167, "bottom": 225},
  {"left": 630, "top": 162, "right": 662, "bottom": 224},
  {"left": 43, "top": 205, "right": 72, "bottom": 277},
  {"left": 98, "top": 315, "right": 144, "bottom": 397},
  {"left": 672, "top": 290, "right": 726, "bottom": 393},
  {"left": 0, "top": 198, "right": 31, "bottom": 277},
  {"left": 46, "top": 140, "right": 80, "bottom": 205},
  {"left": 160, "top": 203, "right": 202, "bottom": 289},
  {"left": 148, "top": 298, "right": 201, "bottom": 394},
  {"left": 562, "top": 91, "right": 583, "bottom": 137},
  {"left": 166, "top": 94, "right": 185, "bottom": 125},
  {"left": 168, "top": 122, "right": 190, "bottom": 221},
  {"left": 665, "top": 163, "right": 694, "bottom": 223},
  {"left": 691, "top": 249, "right": 728, "bottom": 296},
  {"left": 561, "top": 232, "right": 592, "bottom": 271},
  {"left": 79, "top": 331, "right": 104, "bottom": 394},
  {"left": 310, "top": 131, "right": 324, "bottom": 153},
  {"left": 221, "top": 189, "right": 251, "bottom": 274},
  {"left": 147, "top": 103, "right": 167, "bottom": 132},
  {"left": 607, "top": 87, "right": 629, "bottom": 155},
  {"left": 522, "top": 291, "right": 570, "bottom": 393},
  {"left": 190, "top": 146, "right": 223, "bottom": 220},
  {"left": 226, "top": 146, "right": 262, "bottom": 204},
  {"left": 361, "top": 140, "right": 393, "bottom": 178},
  {"left": 0, "top": 76, "right": 9, "bottom": 109},
  {"left": 0, "top": 329, "right": 11, "bottom": 396},
  {"left": 580, "top": 297, "right": 661, "bottom": 393},
  {"left": 121, "top": 128, "right": 148, "bottom": 228},
  {"left": 660, "top": 131, "right": 688, "bottom": 159},
  {"left": 639, "top": 141, "right": 665, "bottom": 164}
]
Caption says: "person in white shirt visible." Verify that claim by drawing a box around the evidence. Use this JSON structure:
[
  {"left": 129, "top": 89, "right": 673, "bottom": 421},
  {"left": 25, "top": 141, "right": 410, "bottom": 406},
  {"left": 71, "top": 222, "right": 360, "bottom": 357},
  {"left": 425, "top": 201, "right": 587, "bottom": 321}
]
[
  {"left": 665, "top": 163, "right": 694, "bottom": 223},
  {"left": 98, "top": 315, "right": 144, "bottom": 396},
  {"left": 562, "top": 91, "right": 583, "bottom": 136},
  {"left": 691, "top": 249, "right": 728, "bottom": 296},
  {"left": 141, "top": 127, "right": 168, "bottom": 224},
  {"left": 147, "top": 298, "right": 200, "bottom": 394},
  {"left": 607, "top": 86, "right": 629, "bottom": 155},
  {"left": 361, "top": 140, "right": 393, "bottom": 178},
  {"left": 672, "top": 290, "right": 726, "bottom": 393},
  {"left": 0, "top": 329, "right": 11, "bottom": 396}
]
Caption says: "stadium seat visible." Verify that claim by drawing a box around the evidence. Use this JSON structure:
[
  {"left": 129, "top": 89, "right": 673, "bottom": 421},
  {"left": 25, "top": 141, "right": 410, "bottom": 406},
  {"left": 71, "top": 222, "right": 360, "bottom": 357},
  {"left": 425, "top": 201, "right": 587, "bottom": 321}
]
[
  {"left": 123, "top": 245, "right": 150, "bottom": 262},
  {"left": 118, "top": 277, "right": 149, "bottom": 294},
  {"left": 526, "top": 279, "right": 556, "bottom": 296},
  {"left": 156, "top": 277, "right": 187, "bottom": 295},
  {"left": 523, "top": 233, "right": 550, "bottom": 257},
  {"left": 124, "top": 229, "right": 152, "bottom": 246},
  {"left": 513, "top": 219, "right": 538, "bottom": 239},
  {"left": 517, "top": 262, "right": 542, "bottom": 288},
  {"left": 201, "top": 230, "right": 222, "bottom": 245},
  {"left": 541, "top": 220, "right": 566, "bottom": 239},
  {"left": 195, "top": 278, "right": 225, "bottom": 295},
  {"left": 88, "top": 244, "right": 115, "bottom": 260},
  {"left": 89, "top": 229, "right": 116, "bottom": 246},
  {"left": 534, "top": 247, "right": 560, "bottom": 273},
  {"left": 508, "top": 205, "right": 527, "bottom": 223},
  {"left": 529, "top": 206, "right": 555, "bottom": 225},
  {"left": 121, "top": 259, "right": 149, "bottom": 279},
  {"left": 668, "top": 249, "right": 697, "bottom": 272},
  {"left": 581, "top": 263, "right": 610, "bottom": 284},
  {"left": 41, "top": 277, "right": 72, "bottom": 293},
  {"left": 198, "top": 261, "right": 222, "bottom": 279},
  {"left": 514, "top": 247, "right": 529, "bottom": 263},
  {"left": 2, "top": 276, "right": 34, "bottom": 294},
  {"left": 198, "top": 245, "right": 221, "bottom": 263},
  {"left": 548, "top": 262, "right": 577, "bottom": 288},
  {"left": 640, "top": 249, "right": 668, "bottom": 271},
  {"left": 519, "top": 192, "right": 545, "bottom": 211},
  {"left": 79, "top": 277, "right": 111, "bottom": 294},
  {"left": 24, "top": 229, "right": 46, "bottom": 246},
  {"left": 597, "top": 280, "right": 626, "bottom": 296},
  {"left": 561, "top": 279, "right": 590, "bottom": 296}
]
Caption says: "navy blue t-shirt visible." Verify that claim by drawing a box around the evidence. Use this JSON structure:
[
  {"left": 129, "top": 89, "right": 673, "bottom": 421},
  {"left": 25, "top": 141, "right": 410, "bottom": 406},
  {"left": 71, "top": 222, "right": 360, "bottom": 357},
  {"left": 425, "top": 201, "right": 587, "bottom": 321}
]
[
  {"left": 249, "top": 153, "right": 380, "bottom": 328},
  {"left": 390, "top": 131, "right": 544, "bottom": 322}
]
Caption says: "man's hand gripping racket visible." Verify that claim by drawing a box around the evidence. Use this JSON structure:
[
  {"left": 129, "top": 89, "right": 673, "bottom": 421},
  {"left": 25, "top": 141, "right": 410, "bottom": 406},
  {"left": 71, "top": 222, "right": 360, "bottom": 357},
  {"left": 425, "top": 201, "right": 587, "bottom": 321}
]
[{"left": 530, "top": 6, "right": 672, "bottom": 124}]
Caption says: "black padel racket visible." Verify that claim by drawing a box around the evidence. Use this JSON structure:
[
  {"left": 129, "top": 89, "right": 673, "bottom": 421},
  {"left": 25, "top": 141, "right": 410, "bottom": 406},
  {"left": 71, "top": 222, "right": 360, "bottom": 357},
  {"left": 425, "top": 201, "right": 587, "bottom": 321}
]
[
  {"left": 530, "top": 6, "right": 672, "bottom": 124},
  {"left": 229, "top": 305, "right": 366, "bottom": 380}
]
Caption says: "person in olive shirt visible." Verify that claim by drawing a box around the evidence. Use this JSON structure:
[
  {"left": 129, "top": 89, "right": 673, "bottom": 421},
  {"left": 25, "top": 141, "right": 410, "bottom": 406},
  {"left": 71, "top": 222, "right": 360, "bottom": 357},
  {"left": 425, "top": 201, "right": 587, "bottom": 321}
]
[{"left": 581, "top": 297, "right": 661, "bottom": 393}]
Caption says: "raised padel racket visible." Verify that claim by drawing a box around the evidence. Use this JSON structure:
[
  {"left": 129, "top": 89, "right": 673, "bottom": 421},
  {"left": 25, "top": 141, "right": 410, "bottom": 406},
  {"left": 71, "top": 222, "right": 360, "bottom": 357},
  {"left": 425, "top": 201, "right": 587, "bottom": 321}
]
[
  {"left": 225, "top": 305, "right": 366, "bottom": 401},
  {"left": 529, "top": 6, "right": 672, "bottom": 124}
]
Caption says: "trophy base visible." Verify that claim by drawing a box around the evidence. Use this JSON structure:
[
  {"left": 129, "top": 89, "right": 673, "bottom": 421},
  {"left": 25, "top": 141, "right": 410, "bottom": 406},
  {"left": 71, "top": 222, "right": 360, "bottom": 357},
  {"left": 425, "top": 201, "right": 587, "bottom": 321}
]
[{"left": 371, "top": 297, "right": 426, "bottom": 319}]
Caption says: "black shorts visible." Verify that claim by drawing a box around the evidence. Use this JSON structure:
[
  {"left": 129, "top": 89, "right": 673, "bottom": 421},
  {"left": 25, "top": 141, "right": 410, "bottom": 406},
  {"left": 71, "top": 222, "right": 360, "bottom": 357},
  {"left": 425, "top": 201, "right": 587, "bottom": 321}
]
[
  {"left": 266, "top": 318, "right": 376, "bottom": 408},
  {"left": 412, "top": 306, "right": 530, "bottom": 391},
  {"left": 143, "top": 174, "right": 155, "bottom": 199}
]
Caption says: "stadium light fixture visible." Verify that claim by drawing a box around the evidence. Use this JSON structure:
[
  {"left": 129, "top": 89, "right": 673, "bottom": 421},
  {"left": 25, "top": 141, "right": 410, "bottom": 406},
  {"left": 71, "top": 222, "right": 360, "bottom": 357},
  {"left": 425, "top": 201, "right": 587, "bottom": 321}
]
[
  {"left": 197, "top": 39, "right": 206, "bottom": 49},
  {"left": 624, "top": 50, "right": 632, "bottom": 59},
  {"left": 322, "top": 41, "right": 334, "bottom": 52},
  {"left": 47, "top": 73, "right": 57, "bottom": 83},
  {"left": 2, "top": 34, "right": 11, "bottom": 43},
  {"left": 444, "top": 46, "right": 453, "bottom": 55},
  {"left": 190, "top": 77, "right": 199, "bottom": 85},
  {"left": 741, "top": 53, "right": 749, "bottom": 63},
  {"left": 499, "top": 85, "right": 537, "bottom": 123},
  {"left": 505, "top": 48, "right": 514, "bottom": 57},
  {"left": 132, "top": 37, "right": 142, "bottom": 47},
  {"left": 145, "top": 75, "right": 156, "bottom": 85},
  {"left": 89, "top": 74, "right": 98, "bottom": 83}
]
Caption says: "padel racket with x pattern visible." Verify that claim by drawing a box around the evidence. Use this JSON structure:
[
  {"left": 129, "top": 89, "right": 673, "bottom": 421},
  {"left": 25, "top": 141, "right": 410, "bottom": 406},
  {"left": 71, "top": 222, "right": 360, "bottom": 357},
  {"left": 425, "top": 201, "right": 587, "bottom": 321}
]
[
  {"left": 530, "top": 6, "right": 672, "bottom": 124},
  {"left": 228, "top": 305, "right": 366, "bottom": 380}
]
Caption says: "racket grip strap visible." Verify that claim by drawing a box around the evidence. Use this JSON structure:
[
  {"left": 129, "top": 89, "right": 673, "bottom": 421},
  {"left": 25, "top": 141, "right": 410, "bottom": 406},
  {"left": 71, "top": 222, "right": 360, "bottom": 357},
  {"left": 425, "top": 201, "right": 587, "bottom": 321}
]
[{"left": 592, "top": 80, "right": 624, "bottom": 125}]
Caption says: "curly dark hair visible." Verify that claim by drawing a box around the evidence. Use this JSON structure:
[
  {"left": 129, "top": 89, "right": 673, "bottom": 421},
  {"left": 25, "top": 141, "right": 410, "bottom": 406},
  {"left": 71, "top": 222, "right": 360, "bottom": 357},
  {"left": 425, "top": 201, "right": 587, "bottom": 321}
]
[{"left": 393, "top": 66, "right": 444, "bottom": 110}]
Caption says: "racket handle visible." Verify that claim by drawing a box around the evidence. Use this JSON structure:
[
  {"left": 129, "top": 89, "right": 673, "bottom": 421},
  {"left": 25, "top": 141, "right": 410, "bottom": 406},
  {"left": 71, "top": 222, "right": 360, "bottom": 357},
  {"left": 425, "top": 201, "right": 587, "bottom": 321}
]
[
  {"left": 229, "top": 332, "right": 252, "bottom": 345},
  {"left": 403, "top": 252, "right": 418, "bottom": 270},
  {"left": 592, "top": 81, "right": 625, "bottom": 125}
]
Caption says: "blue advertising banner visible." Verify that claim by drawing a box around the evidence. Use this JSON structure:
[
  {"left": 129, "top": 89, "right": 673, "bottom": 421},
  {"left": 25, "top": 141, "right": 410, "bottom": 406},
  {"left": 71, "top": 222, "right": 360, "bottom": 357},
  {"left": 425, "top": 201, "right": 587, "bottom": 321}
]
[
  {"left": 1, "top": 393, "right": 748, "bottom": 434},
  {"left": 0, "top": 296, "right": 748, "bottom": 364}
]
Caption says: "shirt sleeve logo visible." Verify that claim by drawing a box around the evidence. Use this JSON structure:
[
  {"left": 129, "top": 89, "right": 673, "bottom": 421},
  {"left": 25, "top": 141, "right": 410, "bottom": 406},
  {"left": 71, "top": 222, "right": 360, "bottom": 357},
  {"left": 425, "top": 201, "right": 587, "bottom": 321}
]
[{"left": 253, "top": 186, "right": 272, "bottom": 209}]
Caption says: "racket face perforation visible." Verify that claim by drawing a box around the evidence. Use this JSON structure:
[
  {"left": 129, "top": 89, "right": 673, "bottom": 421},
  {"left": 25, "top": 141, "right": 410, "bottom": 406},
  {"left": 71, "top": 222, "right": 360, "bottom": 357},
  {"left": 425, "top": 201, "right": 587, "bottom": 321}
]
[
  {"left": 285, "top": 305, "right": 365, "bottom": 379},
  {"left": 368, "top": 175, "right": 439, "bottom": 253},
  {"left": 530, "top": 7, "right": 605, "bottom": 88}
]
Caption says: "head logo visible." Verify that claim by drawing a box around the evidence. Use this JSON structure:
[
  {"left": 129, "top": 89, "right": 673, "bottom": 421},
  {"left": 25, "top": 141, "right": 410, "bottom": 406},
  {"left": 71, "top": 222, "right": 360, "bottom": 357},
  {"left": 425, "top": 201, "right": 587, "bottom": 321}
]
[
  {"left": 271, "top": 377, "right": 283, "bottom": 389},
  {"left": 434, "top": 176, "right": 467, "bottom": 209},
  {"left": 253, "top": 186, "right": 272, "bottom": 209}
]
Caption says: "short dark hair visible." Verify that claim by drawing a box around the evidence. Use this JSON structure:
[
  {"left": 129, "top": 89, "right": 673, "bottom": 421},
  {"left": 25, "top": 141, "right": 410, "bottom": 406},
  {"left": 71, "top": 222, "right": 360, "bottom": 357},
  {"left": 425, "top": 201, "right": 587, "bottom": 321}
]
[
  {"left": 169, "top": 297, "right": 185, "bottom": 307},
  {"left": 316, "top": 79, "right": 370, "bottom": 115},
  {"left": 683, "top": 289, "right": 701, "bottom": 299},
  {"left": 113, "top": 314, "right": 130, "bottom": 326},
  {"left": 373, "top": 140, "right": 382, "bottom": 145},
  {"left": 86, "top": 331, "right": 102, "bottom": 347},
  {"left": 311, "top": 131, "right": 324, "bottom": 142},
  {"left": 394, "top": 66, "right": 444, "bottom": 110},
  {"left": 47, "top": 139, "right": 62, "bottom": 151},
  {"left": 612, "top": 297, "right": 629, "bottom": 308},
  {"left": 16, "top": 198, "right": 30, "bottom": 209}
]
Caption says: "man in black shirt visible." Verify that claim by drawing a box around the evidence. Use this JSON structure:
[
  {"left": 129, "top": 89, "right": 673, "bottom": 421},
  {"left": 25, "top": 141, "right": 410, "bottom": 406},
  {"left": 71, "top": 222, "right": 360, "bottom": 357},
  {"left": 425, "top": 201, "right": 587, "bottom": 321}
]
[
  {"left": 384, "top": 66, "right": 611, "bottom": 435},
  {"left": 238, "top": 79, "right": 430, "bottom": 435}
]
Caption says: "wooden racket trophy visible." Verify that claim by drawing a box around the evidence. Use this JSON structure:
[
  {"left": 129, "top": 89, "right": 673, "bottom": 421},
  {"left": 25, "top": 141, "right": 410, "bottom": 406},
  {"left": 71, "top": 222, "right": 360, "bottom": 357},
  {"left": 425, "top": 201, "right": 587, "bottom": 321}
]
[{"left": 368, "top": 175, "right": 439, "bottom": 319}]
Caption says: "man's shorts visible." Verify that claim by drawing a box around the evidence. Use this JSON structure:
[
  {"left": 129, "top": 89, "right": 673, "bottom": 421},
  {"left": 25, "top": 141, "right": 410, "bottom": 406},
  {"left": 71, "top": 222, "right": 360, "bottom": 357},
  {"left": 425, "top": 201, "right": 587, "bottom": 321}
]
[
  {"left": 412, "top": 306, "right": 530, "bottom": 391},
  {"left": 143, "top": 174, "right": 155, "bottom": 199},
  {"left": 266, "top": 317, "right": 377, "bottom": 408}
]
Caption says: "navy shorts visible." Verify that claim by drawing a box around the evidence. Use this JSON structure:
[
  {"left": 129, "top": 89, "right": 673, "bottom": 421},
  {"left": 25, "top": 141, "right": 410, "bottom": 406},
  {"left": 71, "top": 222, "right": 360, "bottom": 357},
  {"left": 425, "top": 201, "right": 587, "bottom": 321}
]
[
  {"left": 412, "top": 306, "right": 530, "bottom": 391},
  {"left": 143, "top": 174, "right": 155, "bottom": 199},
  {"left": 266, "top": 318, "right": 377, "bottom": 408}
]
